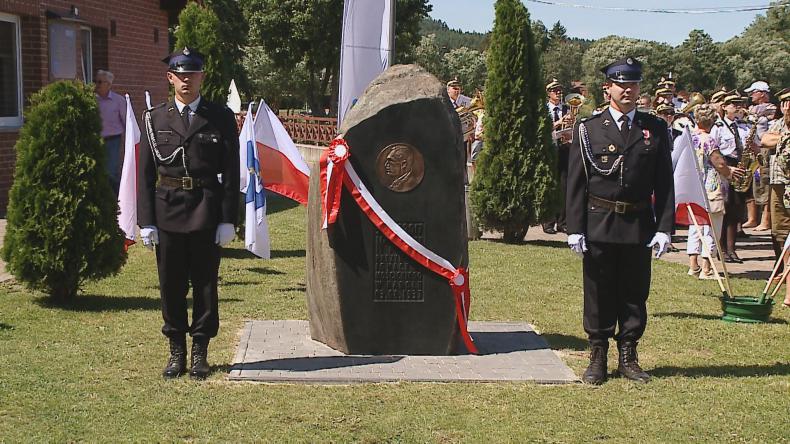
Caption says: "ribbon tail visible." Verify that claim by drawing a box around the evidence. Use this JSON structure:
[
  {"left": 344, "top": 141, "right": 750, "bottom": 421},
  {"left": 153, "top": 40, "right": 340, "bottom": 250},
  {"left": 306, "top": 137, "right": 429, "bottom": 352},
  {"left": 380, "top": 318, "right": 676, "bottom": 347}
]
[{"left": 451, "top": 270, "right": 478, "bottom": 354}]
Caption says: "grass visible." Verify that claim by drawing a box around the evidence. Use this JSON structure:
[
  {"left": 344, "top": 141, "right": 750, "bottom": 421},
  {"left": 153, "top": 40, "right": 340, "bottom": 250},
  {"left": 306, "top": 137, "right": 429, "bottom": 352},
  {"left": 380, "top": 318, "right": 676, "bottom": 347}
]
[{"left": 1, "top": 194, "right": 788, "bottom": 442}]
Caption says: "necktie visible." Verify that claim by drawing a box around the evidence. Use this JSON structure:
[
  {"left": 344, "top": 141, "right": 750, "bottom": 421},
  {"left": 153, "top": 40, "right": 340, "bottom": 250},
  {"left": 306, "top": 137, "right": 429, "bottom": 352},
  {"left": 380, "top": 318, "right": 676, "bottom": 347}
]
[
  {"left": 553, "top": 107, "right": 560, "bottom": 122},
  {"left": 730, "top": 122, "right": 744, "bottom": 154},
  {"left": 619, "top": 115, "right": 630, "bottom": 142},
  {"left": 181, "top": 106, "right": 191, "bottom": 130}
]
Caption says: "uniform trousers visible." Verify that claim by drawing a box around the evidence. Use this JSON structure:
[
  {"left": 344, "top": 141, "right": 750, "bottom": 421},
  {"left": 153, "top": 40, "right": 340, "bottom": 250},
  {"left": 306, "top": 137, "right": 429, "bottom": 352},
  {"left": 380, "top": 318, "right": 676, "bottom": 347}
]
[
  {"left": 156, "top": 228, "right": 221, "bottom": 340},
  {"left": 583, "top": 242, "right": 652, "bottom": 346},
  {"left": 543, "top": 143, "right": 569, "bottom": 230}
]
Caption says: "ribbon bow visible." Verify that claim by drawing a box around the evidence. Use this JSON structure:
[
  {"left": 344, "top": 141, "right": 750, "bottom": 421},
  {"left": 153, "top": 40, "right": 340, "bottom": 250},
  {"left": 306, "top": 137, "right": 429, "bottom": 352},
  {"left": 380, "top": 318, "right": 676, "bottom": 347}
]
[{"left": 320, "top": 137, "right": 351, "bottom": 228}]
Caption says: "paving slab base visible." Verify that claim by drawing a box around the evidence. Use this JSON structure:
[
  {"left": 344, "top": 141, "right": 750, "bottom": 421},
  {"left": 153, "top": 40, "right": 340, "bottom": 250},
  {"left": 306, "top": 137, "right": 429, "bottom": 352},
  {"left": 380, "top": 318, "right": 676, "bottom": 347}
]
[{"left": 229, "top": 320, "right": 578, "bottom": 384}]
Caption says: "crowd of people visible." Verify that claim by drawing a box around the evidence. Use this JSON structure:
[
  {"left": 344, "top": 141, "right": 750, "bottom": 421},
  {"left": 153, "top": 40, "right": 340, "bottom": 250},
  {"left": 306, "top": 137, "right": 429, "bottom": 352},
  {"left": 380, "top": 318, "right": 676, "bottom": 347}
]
[{"left": 544, "top": 74, "right": 790, "bottom": 306}]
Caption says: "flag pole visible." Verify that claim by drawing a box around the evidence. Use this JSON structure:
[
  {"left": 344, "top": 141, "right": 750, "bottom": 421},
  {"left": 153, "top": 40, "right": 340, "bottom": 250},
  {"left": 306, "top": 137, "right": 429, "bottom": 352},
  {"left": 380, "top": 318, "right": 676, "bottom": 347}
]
[{"left": 686, "top": 204, "right": 730, "bottom": 297}]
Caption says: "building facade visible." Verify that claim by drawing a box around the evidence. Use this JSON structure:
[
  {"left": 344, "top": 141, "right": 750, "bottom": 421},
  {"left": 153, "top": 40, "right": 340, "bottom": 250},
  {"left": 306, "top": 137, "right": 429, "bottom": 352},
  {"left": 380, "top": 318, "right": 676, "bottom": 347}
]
[{"left": 0, "top": 0, "right": 184, "bottom": 213}]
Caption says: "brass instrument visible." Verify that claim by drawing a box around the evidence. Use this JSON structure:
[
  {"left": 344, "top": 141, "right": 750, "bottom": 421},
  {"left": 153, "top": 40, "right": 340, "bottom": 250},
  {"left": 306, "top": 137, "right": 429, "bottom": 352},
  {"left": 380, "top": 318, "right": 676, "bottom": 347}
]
[
  {"left": 731, "top": 115, "right": 760, "bottom": 193},
  {"left": 681, "top": 92, "right": 706, "bottom": 114},
  {"left": 552, "top": 93, "right": 585, "bottom": 142},
  {"left": 457, "top": 91, "right": 485, "bottom": 138}
]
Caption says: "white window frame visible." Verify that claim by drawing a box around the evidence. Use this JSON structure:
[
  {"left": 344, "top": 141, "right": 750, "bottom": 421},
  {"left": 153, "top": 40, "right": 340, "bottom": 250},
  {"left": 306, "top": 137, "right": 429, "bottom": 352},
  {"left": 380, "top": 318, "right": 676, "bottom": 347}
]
[
  {"left": 0, "top": 12, "right": 23, "bottom": 128},
  {"left": 80, "top": 26, "right": 92, "bottom": 84}
]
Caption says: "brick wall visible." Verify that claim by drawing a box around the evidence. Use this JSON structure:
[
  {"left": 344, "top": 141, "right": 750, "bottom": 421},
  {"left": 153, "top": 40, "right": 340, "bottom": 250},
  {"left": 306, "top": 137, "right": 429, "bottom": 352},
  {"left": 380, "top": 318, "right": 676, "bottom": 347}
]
[{"left": 0, "top": 0, "right": 172, "bottom": 214}]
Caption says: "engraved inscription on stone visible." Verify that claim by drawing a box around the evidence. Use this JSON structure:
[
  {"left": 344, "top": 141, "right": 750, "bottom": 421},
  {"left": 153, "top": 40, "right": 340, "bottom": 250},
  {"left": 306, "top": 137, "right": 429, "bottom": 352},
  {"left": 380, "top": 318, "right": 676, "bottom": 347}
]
[
  {"left": 375, "top": 143, "right": 425, "bottom": 192},
  {"left": 374, "top": 222, "right": 424, "bottom": 302}
]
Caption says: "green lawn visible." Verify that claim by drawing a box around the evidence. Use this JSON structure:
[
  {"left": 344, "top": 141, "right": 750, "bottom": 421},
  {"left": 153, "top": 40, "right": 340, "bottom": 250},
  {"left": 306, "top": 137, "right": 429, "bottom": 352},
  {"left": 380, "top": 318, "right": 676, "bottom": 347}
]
[{"left": 1, "top": 195, "right": 788, "bottom": 442}]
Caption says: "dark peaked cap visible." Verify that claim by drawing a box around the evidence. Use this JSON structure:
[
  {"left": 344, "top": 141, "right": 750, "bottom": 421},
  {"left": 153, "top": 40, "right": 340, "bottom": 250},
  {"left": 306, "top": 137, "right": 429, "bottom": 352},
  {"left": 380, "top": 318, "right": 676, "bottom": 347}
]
[
  {"left": 600, "top": 57, "right": 643, "bottom": 83},
  {"left": 162, "top": 47, "right": 204, "bottom": 73}
]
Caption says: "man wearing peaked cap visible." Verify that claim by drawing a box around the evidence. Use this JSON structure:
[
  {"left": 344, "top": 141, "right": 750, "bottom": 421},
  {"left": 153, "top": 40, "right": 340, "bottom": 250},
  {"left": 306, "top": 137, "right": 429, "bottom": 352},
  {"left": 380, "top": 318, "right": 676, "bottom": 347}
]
[
  {"left": 544, "top": 78, "right": 572, "bottom": 234},
  {"left": 137, "top": 46, "right": 240, "bottom": 380},
  {"left": 566, "top": 56, "right": 674, "bottom": 385},
  {"left": 658, "top": 74, "right": 686, "bottom": 111},
  {"left": 446, "top": 77, "right": 471, "bottom": 109},
  {"left": 746, "top": 81, "right": 775, "bottom": 231}
]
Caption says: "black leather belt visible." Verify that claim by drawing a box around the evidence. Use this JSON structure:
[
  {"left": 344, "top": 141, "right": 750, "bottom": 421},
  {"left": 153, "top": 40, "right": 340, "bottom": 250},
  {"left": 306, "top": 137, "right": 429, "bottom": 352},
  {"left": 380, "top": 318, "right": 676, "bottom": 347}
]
[
  {"left": 158, "top": 174, "right": 216, "bottom": 190},
  {"left": 588, "top": 195, "right": 650, "bottom": 214}
]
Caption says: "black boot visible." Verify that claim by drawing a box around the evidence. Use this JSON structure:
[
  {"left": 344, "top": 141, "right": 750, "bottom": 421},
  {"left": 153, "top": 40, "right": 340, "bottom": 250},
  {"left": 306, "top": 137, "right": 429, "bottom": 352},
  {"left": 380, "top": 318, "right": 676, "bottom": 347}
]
[
  {"left": 162, "top": 336, "right": 187, "bottom": 379},
  {"left": 616, "top": 341, "right": 650, "bottom": 383},
  {"left": 582, "top": 344, "right": 608, "bottom": 385},
  {"left": 190, "top": 338, "right": 211, "bottom": 380}
]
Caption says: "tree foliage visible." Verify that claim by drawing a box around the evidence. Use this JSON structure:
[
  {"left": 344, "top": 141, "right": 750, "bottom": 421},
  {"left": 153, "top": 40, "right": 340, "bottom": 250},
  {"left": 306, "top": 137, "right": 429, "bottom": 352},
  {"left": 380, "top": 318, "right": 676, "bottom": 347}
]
[
  {"left": 471, "top": 0, "right": 558, "bottom": 242},
  {"left": 443, "top": 46, "right": 487, "bottom": 92},
  {"left": 174, "top": 0, "right": 248, "bottom": 104},
  {"left": 673, "top": 30, "right": 735, "bottom": 95},
  {"left": 242, "top": 0, "right": 430, "bottom": 116},
  {"left": 2, "top": 81, "right": 126, "bottom": 301}
]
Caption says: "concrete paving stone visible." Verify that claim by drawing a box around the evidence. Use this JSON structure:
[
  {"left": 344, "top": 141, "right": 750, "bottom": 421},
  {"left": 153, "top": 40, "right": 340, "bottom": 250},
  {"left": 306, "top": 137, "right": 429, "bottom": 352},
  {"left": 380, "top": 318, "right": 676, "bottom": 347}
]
[{"left": 228, "top": 320, "right": 578, "bottom": 384}]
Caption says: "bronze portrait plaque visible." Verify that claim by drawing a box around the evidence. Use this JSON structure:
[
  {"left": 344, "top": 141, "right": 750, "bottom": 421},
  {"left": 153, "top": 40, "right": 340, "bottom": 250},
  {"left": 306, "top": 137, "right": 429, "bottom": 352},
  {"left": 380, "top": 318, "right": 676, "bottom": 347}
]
[{"left": 375, "top": 143, "right": 424, "bottom": 192}]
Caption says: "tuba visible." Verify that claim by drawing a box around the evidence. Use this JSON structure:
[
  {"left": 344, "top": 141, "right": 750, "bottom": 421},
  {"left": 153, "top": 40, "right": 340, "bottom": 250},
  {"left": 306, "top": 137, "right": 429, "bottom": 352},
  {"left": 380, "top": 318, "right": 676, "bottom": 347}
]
[
  {"left": 681, "top": 92, "right": 706, "bottom": 114},
  {"left": 552, "top": 93, "right": 585, "bottom": 142},
  {"left": 457, "top": 90, "right": 485, "bottom": 138}
]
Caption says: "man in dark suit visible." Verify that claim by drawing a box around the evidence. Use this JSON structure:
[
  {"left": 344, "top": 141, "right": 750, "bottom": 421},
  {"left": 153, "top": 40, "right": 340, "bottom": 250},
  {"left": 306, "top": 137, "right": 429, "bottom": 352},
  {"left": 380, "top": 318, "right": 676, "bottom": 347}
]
[
  {"left": 565, "top": 57, "right": 675, "bottom": 385},
  {"left": 137, "top": 47, "right": 240, "bottom": 379},
  {"left": 543, "top": 78, "right": 572, "bottom": 234}
]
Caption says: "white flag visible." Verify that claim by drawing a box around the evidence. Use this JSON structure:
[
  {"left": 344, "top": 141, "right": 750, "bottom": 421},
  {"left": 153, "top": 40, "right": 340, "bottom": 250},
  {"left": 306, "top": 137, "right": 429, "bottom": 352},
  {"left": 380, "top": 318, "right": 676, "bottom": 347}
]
[
  {"left": 672, "top": 127, "right": 711, "bottom": 225},
  {"left": 240, "top": 102, "right": 271, "bottom": 259},
  {"left": 227, "top": 79, "right": 242, "bottom": 114},
  {"left": 118, "top": 94, "right": 141, "bottom": 245},
  {"left": 338, "top": 0, "right": 394, "bottom": 127}
]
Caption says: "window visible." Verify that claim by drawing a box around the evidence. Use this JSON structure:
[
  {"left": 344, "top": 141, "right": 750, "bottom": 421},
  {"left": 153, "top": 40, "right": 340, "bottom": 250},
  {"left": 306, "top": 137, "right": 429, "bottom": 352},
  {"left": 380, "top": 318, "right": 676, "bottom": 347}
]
[
  {"left": 49, "top": 21, "right": 77, "bottom": 79},
  {"left": 0, "top": 13, "right": 22, "bottom": 127}
]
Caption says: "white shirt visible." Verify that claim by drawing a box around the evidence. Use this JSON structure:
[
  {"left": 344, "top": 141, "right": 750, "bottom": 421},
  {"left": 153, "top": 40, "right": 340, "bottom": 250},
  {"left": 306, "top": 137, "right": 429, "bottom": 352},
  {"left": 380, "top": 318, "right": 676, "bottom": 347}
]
[
  {"left": 547, "top": 101, "right": 564, "bottom": 122},
  {"left": 174, "top": 96, "right": 201, "bottom": 123},
  {"left": 607, "top": 106, "right": 637, "bottom": 131}
]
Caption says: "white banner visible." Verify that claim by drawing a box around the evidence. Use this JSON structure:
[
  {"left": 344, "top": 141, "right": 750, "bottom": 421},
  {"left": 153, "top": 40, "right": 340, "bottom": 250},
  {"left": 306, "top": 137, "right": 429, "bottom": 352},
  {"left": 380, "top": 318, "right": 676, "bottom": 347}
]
[{"left": 338, "top": 0, "right": 394, "bottom": 127}]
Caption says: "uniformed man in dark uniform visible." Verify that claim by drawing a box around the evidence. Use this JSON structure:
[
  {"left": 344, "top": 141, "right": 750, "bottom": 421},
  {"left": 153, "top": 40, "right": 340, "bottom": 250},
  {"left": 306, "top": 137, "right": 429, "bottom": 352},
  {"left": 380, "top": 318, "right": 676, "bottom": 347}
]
[
  {"left": 137, "top": 47, "right": 240, "bottom": 379},
  {"left": 543, "top": 78, "right": 572, "bottom": 234},
  {"left": 566, "top": 57, "right": 675, "bottom": 385}
]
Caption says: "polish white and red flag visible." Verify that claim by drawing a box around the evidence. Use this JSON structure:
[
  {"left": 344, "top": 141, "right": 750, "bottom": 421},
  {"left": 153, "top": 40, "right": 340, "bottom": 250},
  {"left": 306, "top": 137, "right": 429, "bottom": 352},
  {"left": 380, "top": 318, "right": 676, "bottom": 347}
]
[
  {"left": 252, "top": 100, "right": 310, "bottom": 205},
  {"left": 117, "top": 94, "right": 141, "bottom": 248},
  {"left": 672, "top": 127, "right": 711, "bottom": 225}
]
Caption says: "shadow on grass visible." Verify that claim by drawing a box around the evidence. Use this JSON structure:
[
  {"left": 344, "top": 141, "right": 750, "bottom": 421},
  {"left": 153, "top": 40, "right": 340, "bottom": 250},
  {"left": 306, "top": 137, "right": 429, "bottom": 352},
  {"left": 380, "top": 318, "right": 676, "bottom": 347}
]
[
  {"left": 34, "top": 294, "right": 243, "bottom": 312},
  {"left": 248, "top": 267, "right": 285, "bottom": 276},
  {"left": 221, "top": 248, "right": 306, "bottom": 259},
  {"left": 652, "top": 362, "right": 790, "bottom": 378},
  {"left": 524, "top": 239, "right": 568, "bottom": 249},
  {"left": 653, "top": 311, "right": 788, "bottom": 324},
  {"left": 266, "top": 193, "right": 301, "bottom": 215},
  {"left": 541, "top": 333, "right": 588, "bottom": 351},
  {"left": 229, "top": 355, "right": 404, "bottom": 372},
  {"left": 278, "top": 284, "right": 306, "bottom": 293},
  {"left": 0, "top": 323, "right": 13, "bottom": 331}
]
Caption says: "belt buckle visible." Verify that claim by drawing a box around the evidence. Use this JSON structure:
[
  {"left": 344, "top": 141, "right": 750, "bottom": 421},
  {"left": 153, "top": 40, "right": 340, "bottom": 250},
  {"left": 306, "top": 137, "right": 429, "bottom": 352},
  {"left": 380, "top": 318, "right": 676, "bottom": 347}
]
[
  {"left": 181, "top": 177, "right": 193, "bottom": 190},
  {"left": 614, "top": 201, "right": 626, "bottom": 214}
]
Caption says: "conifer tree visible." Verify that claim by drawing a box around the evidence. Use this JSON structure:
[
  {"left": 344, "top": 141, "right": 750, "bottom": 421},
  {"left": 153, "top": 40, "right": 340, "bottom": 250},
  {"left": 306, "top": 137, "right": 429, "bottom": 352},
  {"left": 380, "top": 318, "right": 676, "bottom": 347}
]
[
  {"left": 175, "top": 0, "right": 248, "bottom": 104},
  {"left": 2, "top": 81, "right": 126, "bottom": 302},
  {"left": 470, "top": 0, "right": 558, "bottom": 242}
]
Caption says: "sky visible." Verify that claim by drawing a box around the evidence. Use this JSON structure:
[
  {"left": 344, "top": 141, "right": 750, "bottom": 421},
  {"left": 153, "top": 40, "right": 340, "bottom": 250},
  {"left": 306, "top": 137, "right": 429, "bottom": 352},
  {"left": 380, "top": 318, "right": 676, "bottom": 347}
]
[{"left": 428, "top": 0, "right": 774, "bottom": 46}]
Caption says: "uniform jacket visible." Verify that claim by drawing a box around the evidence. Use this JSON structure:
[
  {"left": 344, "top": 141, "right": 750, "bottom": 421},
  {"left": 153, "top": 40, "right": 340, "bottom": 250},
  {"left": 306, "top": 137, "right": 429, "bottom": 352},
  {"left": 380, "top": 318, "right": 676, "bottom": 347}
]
[
  {"left": 566, "top": 108, "right": 675, "bottom": 244},
  {"left": 137, "top": 98, "right": 240, "bottom": 233}
]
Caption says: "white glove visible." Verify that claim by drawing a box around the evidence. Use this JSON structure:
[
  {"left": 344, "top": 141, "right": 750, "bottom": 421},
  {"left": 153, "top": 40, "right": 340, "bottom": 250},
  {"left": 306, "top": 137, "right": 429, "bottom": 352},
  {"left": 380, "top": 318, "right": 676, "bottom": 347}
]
[
  {"left": 647, "top": 232, "right": 671, "bottom": 258},
  {"left": 567, "top": 233, "right": 587, "bottom": 257},
  {"left": 140, "top": 226, "right": 159, "bottom": 251},
  {"left": 215, "top": 223, "right": 235, "bottom": 247}
]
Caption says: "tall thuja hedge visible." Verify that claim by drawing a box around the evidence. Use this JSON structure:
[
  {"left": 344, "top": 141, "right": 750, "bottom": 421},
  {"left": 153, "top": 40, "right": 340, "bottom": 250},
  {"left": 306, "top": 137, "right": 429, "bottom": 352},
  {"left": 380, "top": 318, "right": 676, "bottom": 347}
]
[
  {"left": 2, "top": 81, "right": 126, "bottom": 301},
  {"left": 470, "top": 0, "right": 558, "bottom": 242}
]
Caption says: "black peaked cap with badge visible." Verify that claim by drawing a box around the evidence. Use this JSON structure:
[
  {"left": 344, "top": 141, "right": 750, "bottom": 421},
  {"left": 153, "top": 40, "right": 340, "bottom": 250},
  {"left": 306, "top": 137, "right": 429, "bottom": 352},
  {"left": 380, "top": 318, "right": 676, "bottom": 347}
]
[
  {"left": 777, "top": 87, "right": 790, "bottom": 102},
  {"left": 600, "top": 57, "right": 643, "bottom": 83},
  {"left": 162, "top": 47, "right": 205, "bottom": 73}
]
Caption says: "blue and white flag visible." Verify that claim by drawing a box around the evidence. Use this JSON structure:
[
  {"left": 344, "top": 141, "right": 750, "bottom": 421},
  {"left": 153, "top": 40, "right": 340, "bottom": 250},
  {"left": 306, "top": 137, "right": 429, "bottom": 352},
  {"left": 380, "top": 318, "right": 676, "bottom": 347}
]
[
  {"left": 239, "top": 102, "right": 270, "bottom": 258},
  {"left": 337, "top": 0, "right": 394, "bottom": 127}
]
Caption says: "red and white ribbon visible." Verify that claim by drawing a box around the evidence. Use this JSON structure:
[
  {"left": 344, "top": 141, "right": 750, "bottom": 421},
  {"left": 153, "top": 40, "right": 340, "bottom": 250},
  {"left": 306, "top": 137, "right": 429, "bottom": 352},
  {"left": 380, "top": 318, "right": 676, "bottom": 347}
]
[
  {"left": 320, "top": 137, "right": 478, "bottom": 354},
  {"left": 320, "top": 138, "right": 350, "bottom": 228}
]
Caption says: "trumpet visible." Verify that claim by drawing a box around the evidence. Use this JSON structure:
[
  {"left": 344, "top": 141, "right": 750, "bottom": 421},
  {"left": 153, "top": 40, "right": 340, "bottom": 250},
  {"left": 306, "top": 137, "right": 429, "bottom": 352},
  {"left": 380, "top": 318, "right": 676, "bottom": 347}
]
[{"left": 552, "top": 93, "right": 585, "bottom": 142}]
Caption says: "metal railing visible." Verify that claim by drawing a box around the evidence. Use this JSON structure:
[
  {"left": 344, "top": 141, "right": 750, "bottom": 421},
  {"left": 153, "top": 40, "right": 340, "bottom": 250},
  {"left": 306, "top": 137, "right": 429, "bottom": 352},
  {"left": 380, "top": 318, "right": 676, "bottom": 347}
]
[{"left": 279, "top": 115, "right": 337, "bottom": 146}]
